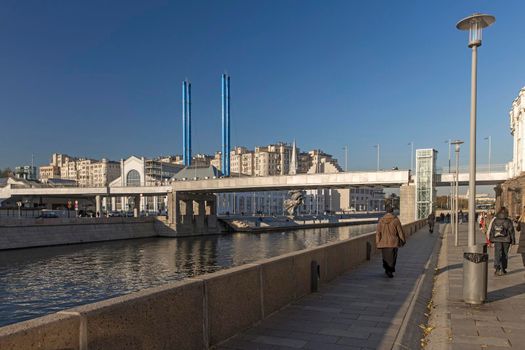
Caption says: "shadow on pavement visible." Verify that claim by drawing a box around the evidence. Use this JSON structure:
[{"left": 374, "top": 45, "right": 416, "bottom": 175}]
[{"left": 487, "top": 282, "right": 525, "bottom": 303}]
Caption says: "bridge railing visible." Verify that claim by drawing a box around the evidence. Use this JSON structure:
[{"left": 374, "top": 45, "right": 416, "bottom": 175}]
[{"left": 435, "top": 163, "right": 507, "bottom": 174}]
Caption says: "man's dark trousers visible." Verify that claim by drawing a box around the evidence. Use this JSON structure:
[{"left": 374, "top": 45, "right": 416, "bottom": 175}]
[{"left": 494, "top": 242, "right": 511, "bottom": 271}]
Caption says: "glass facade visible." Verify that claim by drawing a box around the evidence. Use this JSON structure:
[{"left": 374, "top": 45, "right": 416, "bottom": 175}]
[
  {"left": 126, "top": 170, "right": 141, "bottom": 187},
  {"left": 416, "top": 149, "right": 437, "bottom": 219}
]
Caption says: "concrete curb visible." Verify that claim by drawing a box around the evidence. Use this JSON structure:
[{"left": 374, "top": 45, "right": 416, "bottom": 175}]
[
  {"left": 392, "top": 223, "right": 445, "bottom": 350},
  {"left": 425, "top": 224, "right": 454, "bottom": 350}
]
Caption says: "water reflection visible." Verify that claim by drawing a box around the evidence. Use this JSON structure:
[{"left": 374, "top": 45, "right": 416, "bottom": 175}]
[{"left": 0, "top": 224, "right": 375, "bottom": 327}]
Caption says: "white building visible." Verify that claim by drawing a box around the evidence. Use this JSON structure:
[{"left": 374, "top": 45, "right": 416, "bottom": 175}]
[
  {"left": 106, "top": 156, "right": 183, "bottom": 213},
  {"left": 510, "top": 87, "right": 525, "bottom": 178}
]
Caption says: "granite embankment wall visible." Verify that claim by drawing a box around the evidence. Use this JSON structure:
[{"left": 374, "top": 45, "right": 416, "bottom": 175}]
[
  {"left": 0, "top": 217, "right": 159, "bottom": 250},
  {"left": 0, "top": 219, "right": 426, "bottom": 350}
]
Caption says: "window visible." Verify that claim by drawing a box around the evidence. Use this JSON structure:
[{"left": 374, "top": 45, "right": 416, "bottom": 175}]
[{"left": 126, "top": 170, "right": 141, "bottom": 186}]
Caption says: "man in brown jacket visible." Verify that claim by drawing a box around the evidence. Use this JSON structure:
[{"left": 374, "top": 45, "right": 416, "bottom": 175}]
[{"left": 376, "top": 206, "right": 406, "bottom": 278}]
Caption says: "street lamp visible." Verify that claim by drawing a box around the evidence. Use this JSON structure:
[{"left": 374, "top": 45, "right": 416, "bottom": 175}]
[
  {"left": 445, "top": 139, "right": 452, "bottom": 211},
  {"left": 408, "top": 142, "right": 414, "bottom": 171},
  {"left": 374, "top": 144, "right": 380, "bottom": 171},
  {"left": 484, "top": 136, "right": 492, "bottom": 174},
  {"left": 457, "top": 12, "right": 495, "bottom": 305},
  {"left": 342, "top": 145, "right": 348, "bottom": 172},
  {"left": 451, "top": 140, "right": 464, "bottom": 247},
  {"left": 456, "top": 13, "right": 495, "bottom": 246}
]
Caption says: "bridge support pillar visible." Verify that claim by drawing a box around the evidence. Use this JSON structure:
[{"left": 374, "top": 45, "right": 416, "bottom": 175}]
[
  {"left": 195, "top": 200, "right": 206, "bottom": 230},
  {"left": 167, "top": 192, "right": 219, "bottom": 235},
  {"left": 133, "top": 195, "right": 140, "bottom": 217},
  {"left": 399, "top": 183, "right": 416, "bottom": 225},
  {"left": 205, "top": 195, "right": 218, "bottom": 229},
  {"left": 167, "top": 192, "right": 180, "bottom": 225},
  {"left": 95, "top": 195, "right": 101, "bottom": 217},
  {"left": 182, "top": 199, "right": 194, "bottom": 224}
]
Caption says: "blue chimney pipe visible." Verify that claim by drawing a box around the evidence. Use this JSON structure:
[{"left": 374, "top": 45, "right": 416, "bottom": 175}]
[
  {"left": 182, "top": 80, "right": 192, "bottom": 167},
  {"left": 187, "top": 81, "right": 192, "bottom": 166},
  {"left": 222, "top": 74, "right": 231, "bottom": 176},
  {"left": 182, "top": 80, "right": 187, "bottom": 166}
]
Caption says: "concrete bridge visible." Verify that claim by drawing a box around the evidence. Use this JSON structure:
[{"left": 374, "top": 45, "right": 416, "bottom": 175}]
[
  {"left": 0, "top": 168, "right": 510, "bottom": 235},
  {"left": 436, "top": 171, "right": 508, "bottom": 186}
]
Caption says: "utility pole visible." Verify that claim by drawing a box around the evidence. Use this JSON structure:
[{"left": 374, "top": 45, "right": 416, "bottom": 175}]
[
  {"left": 343, "top": 145, "right": 348, "bottom": 172},
  {"left": 374, "top": 144, "right": 380, "bottom": 171},
  {"left": 484, "top": 136, "right": 492, "bottom": 173}
]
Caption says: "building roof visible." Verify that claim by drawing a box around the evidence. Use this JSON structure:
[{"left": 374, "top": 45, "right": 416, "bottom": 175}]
[
  {"left": 46, "top": 178, "right": 78, "bottom": 187},
  {"left": 171, "top": 165, "right": 222, "bottom": 181}
]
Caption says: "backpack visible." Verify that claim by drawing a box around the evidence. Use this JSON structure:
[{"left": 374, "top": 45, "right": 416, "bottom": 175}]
[{"left": 493, "top": 221, "right": 508, "bottom": 238}]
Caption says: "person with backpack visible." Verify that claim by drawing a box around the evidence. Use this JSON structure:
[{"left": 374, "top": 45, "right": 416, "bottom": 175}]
[
  {"left": 489, "top": 207, "right": 516, "bottom": 276},
  {"left": 376, "top": 206, "right": 406, "bottom": 278},
  {"left": 517, "top": 206, "right": 525, "bottom": 267}
]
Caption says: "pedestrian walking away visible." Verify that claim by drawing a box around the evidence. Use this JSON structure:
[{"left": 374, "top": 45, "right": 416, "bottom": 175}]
[
  {"left": 517, "top": 206, "right": 525, "bottom": 267},
  {"left": 427, "top": 212, "right": 435, "bottom": 233},
  {"left": 489, "top": 207, "right": 515, "bottom": 276},
  {"left": 485, "top": 211, "right": 495, "bottom": 246},
  {"left": 376, "top": 206, "right": 406, "bottom": 278}
]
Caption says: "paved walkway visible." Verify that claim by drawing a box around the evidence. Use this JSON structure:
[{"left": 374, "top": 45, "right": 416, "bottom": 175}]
[
  {"left": 427, "top": 223, "right": 525, "bottom": 349},
  {"left": 217, "top": 225, "right": 440, "bottom": 350}
]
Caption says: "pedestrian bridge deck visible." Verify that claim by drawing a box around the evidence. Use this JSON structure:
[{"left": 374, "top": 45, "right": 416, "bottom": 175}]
[{"left": 218, "top": 225, "right": 440, "bottom": 350}]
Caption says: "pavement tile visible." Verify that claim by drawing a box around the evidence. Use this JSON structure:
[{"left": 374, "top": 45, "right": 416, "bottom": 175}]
[
  {"left": 303, "top": 341, "right": 361, "bottom": 350},
  {"left": 252, "top": 336, "right": 307, "bottom": 349},
  {"left": 427, "top": 226, "right": 525, "bottom": 349},
  {"left": 216, "top": 226, "right": 438, "bottom": 350},
  {"left": 287, "top": 331, "right": 339, "bottom": 343},
  {"left": 453, "top": 335, "right": 510, "bottom": 347},
  {"left": 221, "top": 338, "right": 280, "bottom": 350},
  {"left": 319, "top": 328, "right": 370, "bottom": 339}
]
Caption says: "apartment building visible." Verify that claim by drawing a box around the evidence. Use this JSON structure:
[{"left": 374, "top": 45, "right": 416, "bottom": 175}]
[{"left": 39, "top": 153, "right": 121, "bottom": 187}]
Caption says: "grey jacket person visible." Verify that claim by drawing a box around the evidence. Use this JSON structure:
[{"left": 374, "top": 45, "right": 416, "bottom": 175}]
[{"left": 489, "top": 211, "right": 516, "bottom": 244}]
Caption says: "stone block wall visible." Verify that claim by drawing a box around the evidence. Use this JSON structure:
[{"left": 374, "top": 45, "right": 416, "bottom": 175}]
[{"left": 0, "top": 219, "right": 426, "bottom": 350}]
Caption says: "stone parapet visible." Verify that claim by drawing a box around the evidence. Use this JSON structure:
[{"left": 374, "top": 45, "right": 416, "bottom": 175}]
[{"left": 0, "top": 219, "right": 426, "bottom": 350}]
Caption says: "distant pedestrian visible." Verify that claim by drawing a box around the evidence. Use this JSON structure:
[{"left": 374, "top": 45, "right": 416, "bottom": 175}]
[
  {"left": 517, "top": 206, "right": 525, "bottom": 267},
  {"left": 485, "top": 211, "right": 495, "bottom": 246},
  {"left": 446, "top": 213, "right": 451, "bottom": 224},
  {"left": 440, "top": 213, "right": 445, "bottom": 222},
  {"left": 427, "top": 212, "right": 435, "bottom": 233},
  {"left": 376, "top": 206, "right": 406, "bottom": 278},
  {"left": 489, "top": 207, "right": 515, "bottom": 276},
  {"left": 459, "top": 210, "right": 464, "bottom": 224}
]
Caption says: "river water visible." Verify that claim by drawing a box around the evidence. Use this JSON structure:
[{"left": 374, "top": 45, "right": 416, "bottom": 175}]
[{"left": 0, "top": 224, "right": 376, "bottom": 327}]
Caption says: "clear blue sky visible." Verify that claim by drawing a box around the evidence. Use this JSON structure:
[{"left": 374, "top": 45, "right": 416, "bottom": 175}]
[{"left": 1, "top": 0, "right": 523, "bottom": 171}]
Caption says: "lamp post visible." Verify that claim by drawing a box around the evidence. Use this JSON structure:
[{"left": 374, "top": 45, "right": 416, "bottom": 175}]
[
  {"left": 444, "top": 140, "right": 452, "bottom": 211},
  {"left": 343, "top": 145, "right": 348, "bottom": 172},
  {"left": 457, "top": 13, "right": 495, "bottom": 247},
  {"left": 445, "top": 139, "right": 452, "bottom": 173},
  {"left": 457, "top": 12, "right": 495, "bottom": 305},
  {"left": 484, "top": 136, "right": 492, "bottom": 174},
  {"left": 451, "top": 140, "right": 464, "bottom": 246},
  {"left": 408, "top": 141, "right": 414, "bottom": 171},
  {"left": 374, "top": 144, "right": 380, "bottom": 171}
]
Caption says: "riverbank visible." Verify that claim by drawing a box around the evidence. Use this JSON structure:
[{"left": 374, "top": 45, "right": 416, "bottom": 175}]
[
  {"left": 0, "top": 217, "right": 159, "bottom": 250},
  {"left": 0, "top": 214, "right": 383, "bottom": 250},
  {"left": 0, "top": 219, "right": 426, "bottom": 350}
]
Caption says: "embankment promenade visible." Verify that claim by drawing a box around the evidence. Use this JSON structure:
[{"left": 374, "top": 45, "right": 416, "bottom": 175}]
[{"left": 0, "top": 219, "right": 426, "bottom": 349}]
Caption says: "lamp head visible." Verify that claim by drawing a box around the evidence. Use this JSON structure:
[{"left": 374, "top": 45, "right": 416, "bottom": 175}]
[
  {"left": 451, "top": 140, "right": 464, "bottom": 152},
  {"left": 456, "top": 13, "right": 495, "bottom": 47}
]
